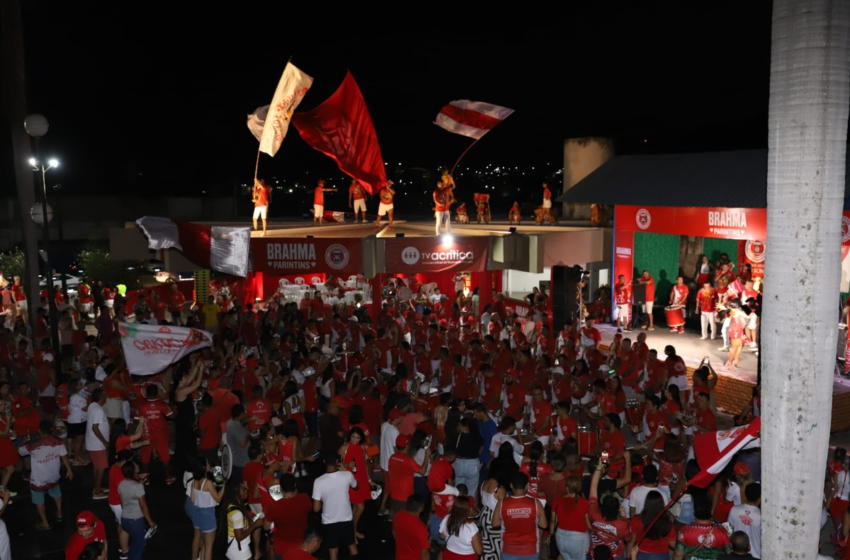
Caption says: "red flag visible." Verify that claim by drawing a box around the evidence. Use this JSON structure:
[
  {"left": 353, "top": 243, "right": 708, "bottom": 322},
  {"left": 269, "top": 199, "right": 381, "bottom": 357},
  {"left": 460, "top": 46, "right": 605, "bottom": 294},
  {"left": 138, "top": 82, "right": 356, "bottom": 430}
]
[
  {"left": 689, "top": 417, "right": 761, "bottom": 488},
  {"left": 292, "top": 72, "right": 386, "bottom": 194}
]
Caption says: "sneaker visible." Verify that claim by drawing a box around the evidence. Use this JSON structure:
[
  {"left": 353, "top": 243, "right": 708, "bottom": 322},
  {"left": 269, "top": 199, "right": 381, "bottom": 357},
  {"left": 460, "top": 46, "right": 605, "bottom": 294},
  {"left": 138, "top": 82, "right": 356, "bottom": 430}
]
[
  {"left": 617, "top": 328, "right": 622, "bottom": 333},
  {"left": 700, "top": 336, "right": 707, "bottom": 340},
  {"left": 92, "top": 493, "right": 109, "bottom": 500},
  {"left": 648, "top": 327, "right": 655, "bottom": 331},
  {"left": 120, "top": 552, "right": 129, "bottom": 560},
  {"left": 678, "top": 328, "right": 684, "bottom": 334},
  {"left": 640, "top": 325, "right": 647, "bottom": 329},
  {"left": 718, "top": 347, "right": 729, "bottom": 352}
]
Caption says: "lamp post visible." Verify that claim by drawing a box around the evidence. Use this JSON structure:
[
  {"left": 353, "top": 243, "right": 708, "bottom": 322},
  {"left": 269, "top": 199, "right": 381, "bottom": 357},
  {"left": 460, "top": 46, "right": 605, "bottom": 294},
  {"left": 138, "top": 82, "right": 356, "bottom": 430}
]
[{"left": 24, "top": 113, "right": 61, "bottom": 377}]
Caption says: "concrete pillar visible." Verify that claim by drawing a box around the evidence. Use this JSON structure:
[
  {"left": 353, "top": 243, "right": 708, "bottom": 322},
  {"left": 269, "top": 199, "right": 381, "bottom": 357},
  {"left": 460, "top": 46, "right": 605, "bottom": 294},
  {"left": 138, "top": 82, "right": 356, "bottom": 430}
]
[{"left": 562, "top": 137, "right": 615, "bottom": 221}]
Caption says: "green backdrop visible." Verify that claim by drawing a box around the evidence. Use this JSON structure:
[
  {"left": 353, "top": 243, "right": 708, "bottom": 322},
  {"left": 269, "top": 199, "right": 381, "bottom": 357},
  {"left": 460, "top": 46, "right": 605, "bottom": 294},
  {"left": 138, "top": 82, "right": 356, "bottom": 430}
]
[
  {"left": 703, "top": 238, "right": 739, "bottom": 268},
  {"left": 634, "top": 232, "right": 680, "bottom": 303}
]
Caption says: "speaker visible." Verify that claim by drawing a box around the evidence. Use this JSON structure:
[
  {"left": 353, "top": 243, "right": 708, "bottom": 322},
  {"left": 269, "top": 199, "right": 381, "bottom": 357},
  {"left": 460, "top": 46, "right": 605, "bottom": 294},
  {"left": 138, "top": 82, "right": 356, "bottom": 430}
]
[
  {"left": 552, "top": 265, "right": 583, "bottom": 333},
  {"left": 632, "top": 282, "right": 647, "bottom": 305}
]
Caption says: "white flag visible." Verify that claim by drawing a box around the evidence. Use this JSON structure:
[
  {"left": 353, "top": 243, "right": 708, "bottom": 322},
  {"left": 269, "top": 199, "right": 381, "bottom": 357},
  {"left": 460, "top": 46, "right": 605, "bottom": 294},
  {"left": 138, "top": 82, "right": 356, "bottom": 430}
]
[
  {"left": 247, "top": 105, "right": 269, "bottom": 142},
  {"left": 118, "top": 322, "right": 213, "bottom": 376},
  {"left": 259, "top": 63, "right": 313, "bottom": 156}
]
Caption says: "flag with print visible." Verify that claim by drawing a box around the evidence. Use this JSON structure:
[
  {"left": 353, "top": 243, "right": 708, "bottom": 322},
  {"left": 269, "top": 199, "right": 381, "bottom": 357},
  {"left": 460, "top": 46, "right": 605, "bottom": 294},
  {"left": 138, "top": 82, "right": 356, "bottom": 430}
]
[
  {"left": 119, "top": 322, "right": 213, "bottom": 376},
  {"left": 136, "top": 217, "right": 251, "bottom": 277},
  {"left": 256, "top": 63, "right": 314, "bottom": 156},
  {"left": 435, "top": 100, "right": 514, "bottom": 140},
  {"left": 689, "top": 417, "right": 761, "bottom": 488}
]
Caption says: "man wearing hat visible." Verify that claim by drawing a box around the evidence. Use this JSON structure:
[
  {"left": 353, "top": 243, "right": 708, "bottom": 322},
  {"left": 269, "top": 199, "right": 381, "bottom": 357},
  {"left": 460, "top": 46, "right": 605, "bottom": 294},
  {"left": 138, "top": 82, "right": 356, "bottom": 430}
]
[
  {"left": 65, "top": 510, "right": 107, "bottom": 560},
  {"left": 388, "top": 434, "right": 431, "bottom": 515}
]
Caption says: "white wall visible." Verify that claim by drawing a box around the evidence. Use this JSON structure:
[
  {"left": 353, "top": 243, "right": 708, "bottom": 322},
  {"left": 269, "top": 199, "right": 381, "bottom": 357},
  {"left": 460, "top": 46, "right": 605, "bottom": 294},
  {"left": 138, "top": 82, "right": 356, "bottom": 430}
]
[{"left": 503, "top": 267, "right": 551, "bottom": 294}]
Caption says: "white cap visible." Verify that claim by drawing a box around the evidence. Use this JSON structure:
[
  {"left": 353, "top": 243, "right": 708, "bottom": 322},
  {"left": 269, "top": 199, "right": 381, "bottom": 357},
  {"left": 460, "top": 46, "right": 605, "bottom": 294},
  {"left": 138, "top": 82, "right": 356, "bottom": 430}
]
[{"left": 419, "top": 382, "right": 431, "bottom": 395}]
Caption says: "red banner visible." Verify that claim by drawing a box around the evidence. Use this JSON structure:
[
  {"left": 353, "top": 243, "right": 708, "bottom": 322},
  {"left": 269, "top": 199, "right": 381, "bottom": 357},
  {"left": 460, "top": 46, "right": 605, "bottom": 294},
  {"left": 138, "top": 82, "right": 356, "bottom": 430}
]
[
  {"left": 614, "top": 230, "right": 634, "bottom": 289},
  {"left": 250, "top": 238, "right": 361, "bottom": 276},
  {"left": 385, "top": 237, "right": 489, "bottom": 273},
  {"left": 737, "top": 240, "right": 765, "bottom": 279},
  {"left": 615, "top": 205, "right": 767, "bottom": 240}
]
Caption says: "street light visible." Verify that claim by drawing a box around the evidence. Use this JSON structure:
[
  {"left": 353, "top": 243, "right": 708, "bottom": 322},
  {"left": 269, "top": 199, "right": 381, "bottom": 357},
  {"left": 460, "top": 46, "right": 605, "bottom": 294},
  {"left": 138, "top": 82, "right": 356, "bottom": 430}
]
[{"left": 25, "top": 112, "right": 61, "bottom": 376}]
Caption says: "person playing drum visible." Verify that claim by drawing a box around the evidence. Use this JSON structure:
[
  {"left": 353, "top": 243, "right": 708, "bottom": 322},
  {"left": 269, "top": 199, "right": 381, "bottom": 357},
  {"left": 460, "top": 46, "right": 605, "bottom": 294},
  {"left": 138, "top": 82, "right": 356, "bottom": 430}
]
[{"left": 669, "top": 276, "right": 689, "bottom": 308}]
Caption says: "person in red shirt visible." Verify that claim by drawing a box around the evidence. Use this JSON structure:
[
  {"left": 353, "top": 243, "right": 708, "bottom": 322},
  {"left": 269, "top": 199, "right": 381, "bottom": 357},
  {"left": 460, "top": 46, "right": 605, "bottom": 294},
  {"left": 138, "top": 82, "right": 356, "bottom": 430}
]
[
  {"left": 492, "top": 472, "right": 548, "bottom": 558},
  {"left": 393, "top": 494, "right": 430, "bottom": 560},
  {"left": 674, "top": 494, "right": 731, "bottom": 558},
  {"left": 246, "top": 385, "right": 272, "bottom": 432},
  {"left": 167, "top": 283, "right": 186, "bottom": 326},
  {"left": 599, "top": 413, "right": 628, "bottom": 479},
  {"left": 530, "top": 386, "right": 553, "bottom": 445},
  {"left": 637, "top": 270, "right": 656, "bottom": 331},
  {"left": 252, "top": 177, "right": 273, "bottom": 235},
  {"left": 348, "top": 179, "right": 369, "bottom": 224},
  {"left": 13, "top": 381, "right": 39, "bottom": 437},
  {"left": 433, "top": 176, "right": 454, "bottom": 236},
  {"left": 581, "top": 317, "right": 602, "bottom": 349},
  {"left": 312, "top": 179, "right": 338, "bottom": 225},
  {"left": 614, "top": 275, "right": 631, "bottom": 333},
  {"left": 197, "top": 394, "right": 222, "bottom": 466},
  {"left": 137, "top": 385, "right": 174, "bottom": 484},
  {"left": 374, "top": 180, "right": 396, "bottom": 230},
  {"left": 695, "top": 280, "right": 718, "bottom": 340},
  {"left": 281, "top": 527, "right": 323, "bottom": 560},
  {"left": 726, "top": 304, "right": 748, "bottom": 370},
  {"left": 669, "top": 275, "right": 690, "bottom": 310},
  {"left": 682, "top": 392, "right": 717, "bottom": 436},
  {"left": 65, "top": 510, "right": 108, "bottom": 560},
  {"left": 388, "top": 435, "right": 430, "bottom": 515},
  {"left": 541, "top": 181, "right": 553, "bottom": 222},
  {"left": 664, "top": 345, "right": 688, "bottom": 392},
  {"left": 587, "top": 463, "right": 631, "bottom": 559}
]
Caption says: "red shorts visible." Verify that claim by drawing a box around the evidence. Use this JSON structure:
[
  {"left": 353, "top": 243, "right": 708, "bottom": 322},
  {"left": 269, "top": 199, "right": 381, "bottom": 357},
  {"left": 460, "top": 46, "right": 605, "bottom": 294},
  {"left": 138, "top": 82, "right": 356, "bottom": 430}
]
[
  {"left": 89, "top": 449, "right": 108, "bottom": 470},
  {"left": 140, "top": 436, "right": 170, "bottom": 464},
  {"left": 831, "top": 497, "right": 850, "bottom": 520}
]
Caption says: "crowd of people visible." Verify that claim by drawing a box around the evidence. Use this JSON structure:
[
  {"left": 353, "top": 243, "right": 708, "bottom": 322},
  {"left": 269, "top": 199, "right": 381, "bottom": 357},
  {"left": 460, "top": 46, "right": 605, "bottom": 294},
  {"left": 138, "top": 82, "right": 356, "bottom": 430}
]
[{"left": 0, "top": 266, "right": 784, "bottom": 560}]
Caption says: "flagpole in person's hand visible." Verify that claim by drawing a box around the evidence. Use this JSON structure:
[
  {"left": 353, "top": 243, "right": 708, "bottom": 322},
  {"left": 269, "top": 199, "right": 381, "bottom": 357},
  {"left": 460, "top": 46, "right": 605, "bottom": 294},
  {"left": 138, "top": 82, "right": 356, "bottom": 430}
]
[{"left": 450, "top": 138, "right": 480, "bottom": 176}]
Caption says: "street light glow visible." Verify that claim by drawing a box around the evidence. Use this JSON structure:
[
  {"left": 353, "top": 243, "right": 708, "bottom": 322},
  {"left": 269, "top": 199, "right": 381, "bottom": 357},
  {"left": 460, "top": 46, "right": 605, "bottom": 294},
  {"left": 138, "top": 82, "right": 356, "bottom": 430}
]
[
  {"left": 28, "top": 158, "right": 37, "bottom": 166},
  {"left": 48, "top": 159, "right": 59, "bottom": 168}
]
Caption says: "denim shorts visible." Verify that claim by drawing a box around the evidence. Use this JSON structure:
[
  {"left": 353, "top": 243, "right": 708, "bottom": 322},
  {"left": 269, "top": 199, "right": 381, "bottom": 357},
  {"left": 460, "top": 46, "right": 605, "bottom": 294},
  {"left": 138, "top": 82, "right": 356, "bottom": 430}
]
[
  {"left": 191, "top": 504, "right": 217, "bottom": 533},
  {"left": 31, "top": 484, "right": 61, "bottom": 504}
]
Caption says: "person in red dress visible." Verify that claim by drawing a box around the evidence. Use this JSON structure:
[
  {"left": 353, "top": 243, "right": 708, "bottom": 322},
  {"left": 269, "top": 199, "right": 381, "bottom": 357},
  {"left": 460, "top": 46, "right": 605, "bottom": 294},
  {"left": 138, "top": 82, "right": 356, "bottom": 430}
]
[{"left": 339, "top": 427, "right": 371, "bottom": 542}]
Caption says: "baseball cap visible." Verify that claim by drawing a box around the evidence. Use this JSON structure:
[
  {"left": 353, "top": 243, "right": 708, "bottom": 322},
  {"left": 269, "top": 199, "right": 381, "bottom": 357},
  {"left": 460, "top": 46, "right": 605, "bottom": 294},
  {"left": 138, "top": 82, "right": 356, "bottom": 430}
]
[
  {"left": 389, "top": 408, "right": 405, "bottom": 421},
  {"left": 395, "top": 435, "right": 410, "bottom": 448},
  {"left": 733, "top": 462, "right": 751, "bottom": 476},
  {"left": 77, "top": 510, "right": 96, "bottom": 527}
]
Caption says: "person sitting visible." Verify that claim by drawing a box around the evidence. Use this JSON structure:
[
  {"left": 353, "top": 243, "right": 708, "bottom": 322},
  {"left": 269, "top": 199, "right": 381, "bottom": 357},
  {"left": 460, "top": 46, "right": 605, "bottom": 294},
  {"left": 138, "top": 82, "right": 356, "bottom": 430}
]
[{"left": 508, "top": 202, "right": 522, "bottom": 224}]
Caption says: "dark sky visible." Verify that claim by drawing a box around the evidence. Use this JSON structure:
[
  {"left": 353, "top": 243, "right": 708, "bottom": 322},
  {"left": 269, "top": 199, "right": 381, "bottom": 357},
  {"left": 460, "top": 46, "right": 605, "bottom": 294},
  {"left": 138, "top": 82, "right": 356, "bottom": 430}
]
[{"left": 6, "top": 4, "right": 773, "bottom": 196}]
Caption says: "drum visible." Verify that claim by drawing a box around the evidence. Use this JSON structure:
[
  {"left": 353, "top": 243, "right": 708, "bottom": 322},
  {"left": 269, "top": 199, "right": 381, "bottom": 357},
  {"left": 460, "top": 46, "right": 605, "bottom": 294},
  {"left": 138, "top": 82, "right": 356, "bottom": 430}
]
[
  {"left": 577, "top": 425, "right": 599, "bottom": 456},
  {"left": 624, "top": 398, "right": 645, "bottom": 426},
  {"left": 665, "top": 305, "right": 685, "bottom": 327}
]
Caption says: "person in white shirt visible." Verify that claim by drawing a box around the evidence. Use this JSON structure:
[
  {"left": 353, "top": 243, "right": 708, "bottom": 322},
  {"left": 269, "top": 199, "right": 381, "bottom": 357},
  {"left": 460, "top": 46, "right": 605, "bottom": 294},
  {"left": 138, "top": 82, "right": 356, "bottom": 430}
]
[
  {"left": 627, "top": 465, "right": 671, "bottom": 517},
  {"left": 379, "top": 410, "right": 404, "bottom": 515},
  {"left": 489, "top": 417, "right": 524, "bottom": 461},
  {"left": 728, "top": 482, "right": 761, "bottom": 559},
  {"left": 19, "top": 420, "right": 73, "bottom": 530},
  {"left": 85, "top": 389, "right": 110, "bottom": 500},
  {"left": 312, "top": 450, "right": 359, "bottom": 560}
]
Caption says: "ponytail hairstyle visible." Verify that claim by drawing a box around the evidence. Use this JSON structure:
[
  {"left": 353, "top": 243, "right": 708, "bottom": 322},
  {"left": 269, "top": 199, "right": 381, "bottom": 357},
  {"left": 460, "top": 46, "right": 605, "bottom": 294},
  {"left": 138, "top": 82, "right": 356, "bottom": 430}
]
[
  {"left": 528, "top": 441, "right": 544, "bottom": 478},
  {"left": 566, "top": 475, "right": 582, "bottom": 505}
]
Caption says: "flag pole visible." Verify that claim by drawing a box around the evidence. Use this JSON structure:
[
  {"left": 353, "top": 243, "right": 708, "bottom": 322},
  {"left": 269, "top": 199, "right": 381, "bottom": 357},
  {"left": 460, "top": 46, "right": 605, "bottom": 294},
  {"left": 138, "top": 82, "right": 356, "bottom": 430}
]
[{"left": 450, "top": 138, "right": 480, "bottom": 176}]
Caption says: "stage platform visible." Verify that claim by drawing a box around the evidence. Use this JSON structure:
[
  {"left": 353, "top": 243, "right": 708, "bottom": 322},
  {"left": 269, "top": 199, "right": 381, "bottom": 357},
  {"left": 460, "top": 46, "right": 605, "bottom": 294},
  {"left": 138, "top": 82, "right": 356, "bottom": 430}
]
[{"left": 595, "top": 323, "right": 850, "bottom": 432}]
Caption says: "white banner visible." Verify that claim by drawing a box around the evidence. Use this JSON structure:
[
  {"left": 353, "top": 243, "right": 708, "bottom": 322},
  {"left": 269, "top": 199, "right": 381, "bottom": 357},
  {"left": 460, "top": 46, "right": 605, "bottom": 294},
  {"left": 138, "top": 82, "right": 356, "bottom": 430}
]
[
  {"left": 118, "top": 322, "right": 212, "bottom": 376},
  {"left": 260, "top": 63, "right": 314, "bottom": 156}
]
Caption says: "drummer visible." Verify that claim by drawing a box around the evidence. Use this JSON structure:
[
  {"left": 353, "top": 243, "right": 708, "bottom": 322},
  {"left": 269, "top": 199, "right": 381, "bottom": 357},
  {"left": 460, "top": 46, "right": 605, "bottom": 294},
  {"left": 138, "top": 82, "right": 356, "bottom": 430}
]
[
  {"left": 529, "top": 386, "right": 553, "bottom": 446},
  {"left": 669, "top": 275, "right": 690, "bottom": 309},
  {"left": 553, "top": 401, "right": 578, "bottom": 448}
]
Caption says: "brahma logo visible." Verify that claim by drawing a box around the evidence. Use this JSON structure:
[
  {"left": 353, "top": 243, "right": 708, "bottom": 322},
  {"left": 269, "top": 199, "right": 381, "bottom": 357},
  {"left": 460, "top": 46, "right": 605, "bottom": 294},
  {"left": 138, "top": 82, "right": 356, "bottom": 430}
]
[
  {"left": 744, "top": 240, "right": 765, "bottom": 263},
  {"left": 636, "top": 208, "right": 651, "bottom": 230},
  {"left": 615, "top": 246, "right": 632, "bottom": 257},
  {"left": 265, "top": 242, "right": 318, "bottom": 270},
  {"left": 324, "top": 243, "right": 350, "bottom": 270},
  {"left": 842, "top": 215, "right": 850, "bottom": 243},
  {"left": 401, "top": 246, "right": 421, "bottom": 265}
]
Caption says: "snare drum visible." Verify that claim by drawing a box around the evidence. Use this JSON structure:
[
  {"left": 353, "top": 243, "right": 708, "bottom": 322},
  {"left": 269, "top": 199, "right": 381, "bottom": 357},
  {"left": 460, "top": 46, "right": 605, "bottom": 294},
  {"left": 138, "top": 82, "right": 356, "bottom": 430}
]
[
  {"left": 624, "top": 398, "right": 645, "bottom": 426},
  {"left": 577, "top": 425, "right": 599, "bottom": 456},
  {"left": 665, "top": 305, "right": 685, "bottom": 328}
]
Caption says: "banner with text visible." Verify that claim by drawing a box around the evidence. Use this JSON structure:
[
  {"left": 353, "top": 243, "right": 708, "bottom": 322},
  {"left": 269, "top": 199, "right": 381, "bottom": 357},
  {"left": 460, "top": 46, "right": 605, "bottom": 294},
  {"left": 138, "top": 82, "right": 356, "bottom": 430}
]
[
  {"left": 737, "top": 240, "right": 765, "bottom": 280},
  {"left": 251, "top": 238, "right": 362, "bottom": 277},
  {"left": 385, "top": 237, "right": 489, "bottom": 273},
  {"left": 615, "top": 205, "right": 767, "bottom": 240},
  {"left": 614, "top": 230, "right": 634, "bottom": 291},
  {"left": 119, "top": 322, "right": 213, "bottom": 376}
]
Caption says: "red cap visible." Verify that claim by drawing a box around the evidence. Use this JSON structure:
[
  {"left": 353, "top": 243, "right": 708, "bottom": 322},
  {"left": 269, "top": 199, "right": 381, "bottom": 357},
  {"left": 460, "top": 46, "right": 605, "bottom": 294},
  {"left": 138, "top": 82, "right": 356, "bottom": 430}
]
[
  {"left": 466, "top": 315, "right": 475, "bottom": 325},
  {"left": 76, "top": 510, "right": 97, "bottom": 527},
  {"left": 389, "top": 408, "right": 405, "bottom": 421},
  {"left": 733, "top": 462, "right": 750, "bottom": 476},
  {"left": 395, "top": 435, "right": 410, "bottom": 448},
  {"left": 439, "top": 319, "right": 448, "bottom": 328}
]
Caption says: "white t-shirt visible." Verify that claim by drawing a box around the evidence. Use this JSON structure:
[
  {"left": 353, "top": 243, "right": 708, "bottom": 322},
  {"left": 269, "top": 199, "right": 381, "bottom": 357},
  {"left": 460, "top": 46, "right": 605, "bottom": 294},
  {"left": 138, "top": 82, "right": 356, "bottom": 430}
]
[
  {"left": 85, "top": 402, "right": 110, "bottom": 451},
  {"left": 18, "top": 436, "right": 67, "bottom": 487},
  {"left": 489, "top": 432, "right": 524, "bottom": 458},
  {"left": 725, "top": 481, "right": 742, "bottom": 506},
  {"left": 0, "top": 517, "right": 9, "bottom": 560},
  {"left": 68, "top": 393, "right": 88, "bottom": 424},
  {"left": 728, "top": 503, "right": 761, "bottom": 559},
  {"left": 380, "top": 422, "right": 400, "bottom": 471},
  {"left": 439, "top": 517, "right": 479, "bottom": 555},
  {"left": 312, "top": 470, "right": 357, "bottom": 524},
  {"left": 226, "top": 509, "right": 252, "bottom": 560},
  {"left": 627, "top": 485, "right": 671, "bottom": 515}
]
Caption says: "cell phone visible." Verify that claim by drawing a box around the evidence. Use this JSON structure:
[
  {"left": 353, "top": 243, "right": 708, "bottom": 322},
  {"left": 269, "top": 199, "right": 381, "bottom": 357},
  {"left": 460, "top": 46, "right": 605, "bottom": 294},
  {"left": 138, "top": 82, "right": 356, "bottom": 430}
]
[
  {"left": 658, "top": 422, "right": 665, "bottom": 430},
  {"left": 601, "top": 451, "right": 609, "bottom": 464},
  {"left": 312, "top": 451, "right": 321, "bottom": 459}
]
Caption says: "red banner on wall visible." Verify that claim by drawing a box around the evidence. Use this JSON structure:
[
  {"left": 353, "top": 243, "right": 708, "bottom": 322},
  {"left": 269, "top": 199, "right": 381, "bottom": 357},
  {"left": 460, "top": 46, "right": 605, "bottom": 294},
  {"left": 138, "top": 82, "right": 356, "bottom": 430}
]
[
  {"left": 614, "top": 230, "right": 634, "bottom": 287},
  {"left": 737, "top": 240, "right": 765, "bottom": 279},
  {"left": 615, "top": 205, "right": 767, "bottom": 240},
  {"left": 385, "top": 237, "right": 489, "bottom": 273},
  {"left": 250, "top": 238, "right": 361, "bottom": 276}
]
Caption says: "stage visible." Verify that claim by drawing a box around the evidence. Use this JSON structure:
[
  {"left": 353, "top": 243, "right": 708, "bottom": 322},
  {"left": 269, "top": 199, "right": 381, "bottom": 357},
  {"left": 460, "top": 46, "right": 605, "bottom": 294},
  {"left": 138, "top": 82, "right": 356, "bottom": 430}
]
[{"left": 595, "top": 322, "right": 850, "bottom": 432}]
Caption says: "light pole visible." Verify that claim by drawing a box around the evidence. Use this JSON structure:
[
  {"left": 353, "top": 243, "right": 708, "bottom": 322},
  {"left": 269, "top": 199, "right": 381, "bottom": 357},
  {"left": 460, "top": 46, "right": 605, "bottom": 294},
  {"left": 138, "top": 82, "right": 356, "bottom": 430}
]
[{"left": 24, "top": 113, "right": 62, "bottom": 377}]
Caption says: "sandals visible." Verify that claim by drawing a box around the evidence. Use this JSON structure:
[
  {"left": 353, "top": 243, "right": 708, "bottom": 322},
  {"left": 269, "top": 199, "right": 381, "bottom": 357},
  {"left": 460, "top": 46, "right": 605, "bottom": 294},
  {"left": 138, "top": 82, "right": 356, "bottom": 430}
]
[{"left": 36, "top": 523, "right": 51, "bottom": 531}]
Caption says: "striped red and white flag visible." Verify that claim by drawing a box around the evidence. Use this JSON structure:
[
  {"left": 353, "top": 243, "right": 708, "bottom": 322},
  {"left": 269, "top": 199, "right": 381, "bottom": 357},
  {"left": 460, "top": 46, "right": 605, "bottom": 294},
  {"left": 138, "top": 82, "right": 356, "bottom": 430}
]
[
  {"left": 136, "top": 217, "right": 251, "bottom": 277},
  {"left": 435, "top": 100, "right": 514, "bottom": 140},
  {"left": 322, "top": 210, "right": 347, "bottom": 223},
  {"left": 689, "top": 417, "right": 761, "bottom": 488}
]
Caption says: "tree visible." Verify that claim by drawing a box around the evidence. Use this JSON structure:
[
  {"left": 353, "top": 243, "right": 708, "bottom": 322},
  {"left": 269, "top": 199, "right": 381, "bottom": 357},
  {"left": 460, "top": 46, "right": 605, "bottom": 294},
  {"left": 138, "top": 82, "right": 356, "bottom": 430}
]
[
  {"left": 0, "top": 248, "right": 26, "bottom": 281},
  {"left": 763, "top": 1, "right": 850, "bottom": 558},
  {"left": 77, "top": 248, "right": 130, "bottom": 287}
]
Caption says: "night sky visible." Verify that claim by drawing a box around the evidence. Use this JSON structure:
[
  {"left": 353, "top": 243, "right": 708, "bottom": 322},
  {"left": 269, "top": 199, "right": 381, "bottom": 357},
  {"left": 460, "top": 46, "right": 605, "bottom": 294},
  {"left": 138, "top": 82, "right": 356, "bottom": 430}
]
[{"left": 4, "top": 4, "right": 772, "bottom": 198}]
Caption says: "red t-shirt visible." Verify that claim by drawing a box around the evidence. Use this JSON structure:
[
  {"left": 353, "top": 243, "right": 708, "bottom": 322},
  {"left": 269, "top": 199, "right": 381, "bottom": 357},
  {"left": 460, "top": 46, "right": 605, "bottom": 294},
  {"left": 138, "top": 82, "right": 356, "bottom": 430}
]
[
  {"left": 631, "top": 516, "right": 676, "bottom": 554},
  {"left": 695, "top": 408, "right": 717, "bottom": 432},
  {"left": 116, "top": 435, "right": 131, "bottom": 453},
  {"left": 108, "top": 462, "right": 125, "bottom": 506},
  {"left": 676, "top": 523, "right": 731, "bottom": 556},
  {"left": 246, "top": 398, "right": 272, "bottom": 431},
  {"left": 199, "top": 409, "right": 222, "bottom": 450},
  {"left": 531, "top": 400, "right": 553, "bottom": 435},
  {"left": 349, "top": 184, "right": 365, "bottom": 200},
  {"left": 13, "top": 395, "right": 39, "bottom": 433},
  {"left": 393, "top": 510, "right": 430, "bottom": 560},
  {"left": 65, "top": 521, "right": 107, "bottom": 560},
  {"left": 380, "top": 188, "right": 394, "bottom": 204},
  {"left": 243, "top": 461, "right": 265, "bottom": 505},
  {"left": 554, "top": 495, "right": 589, "bottom": 532},
  {"left": 665, "top": 355, "right": 686, "bottom": 378},
  {"left": 519, "top": 462, "right": 553, "bottom": 499},
  {"left": 254, "top": 185, "right": 271, "bottom": 207},
  {"left": 138, "top": 399, "right": 172, "bottom": 439},
  {"left": 639, "top": 277, "right": 655, "bottom": 301},
  {"left": 267, "top": 494, "right": 312, "bottom": 557},
  {"left": 557, "top": 415, "right": 578, "bottom": 443},
  {"left": 500, "top": 495, "right": 540, "bottom": 556},
  {"left": 427, "top": 457, "right": 454, "bottom": 494},
  {"left": 614, "top": 283, "right": 631, "bottom": 305},
  {"left": 697, "top": 288, "right": 717, "bottom": 312},
  {"left": 433, "top": 188, "right": 450, "bottom": 212},
  {"left": 588, "top": 497, "right": 631, "bottom": 558},
  {"left": 600, "top": 429, "right": 627, "bottom": 473},
  {"left": 388, "top": 453, "right": 421, "bottom": 501}
]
